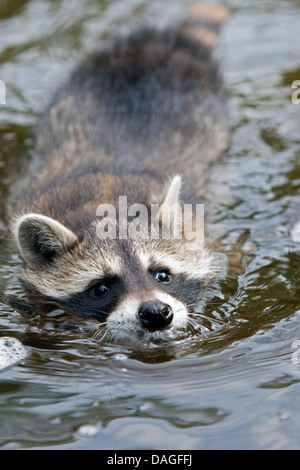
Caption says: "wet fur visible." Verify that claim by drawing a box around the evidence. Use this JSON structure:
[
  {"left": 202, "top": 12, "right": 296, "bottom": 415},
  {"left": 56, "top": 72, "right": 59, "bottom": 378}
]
[
  {"left": 9, "top": 8, "right": 229, "bottom": 224},
  {"left": 7, "top": 4, "right": 230, "bottom": 335}
]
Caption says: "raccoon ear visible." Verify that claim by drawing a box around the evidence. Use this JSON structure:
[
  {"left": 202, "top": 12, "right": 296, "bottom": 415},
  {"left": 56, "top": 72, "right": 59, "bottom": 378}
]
[
  {"left": 161, "top": 175, "right": 182, "bottom": 207},
  {"left": 157, "top": 176, "right": 182, "bottom": 237},
  {"left": 13, "top": 214, "right": 78, "bottom": 267}
]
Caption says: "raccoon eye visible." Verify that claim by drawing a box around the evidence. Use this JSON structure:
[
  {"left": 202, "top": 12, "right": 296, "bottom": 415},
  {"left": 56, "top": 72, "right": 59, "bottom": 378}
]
[
  {"left": 155, "top": 270, "right": 171, "bottom": 284},
  {"left": 92, "top": 283, "right": 110, "bottom": 297}
]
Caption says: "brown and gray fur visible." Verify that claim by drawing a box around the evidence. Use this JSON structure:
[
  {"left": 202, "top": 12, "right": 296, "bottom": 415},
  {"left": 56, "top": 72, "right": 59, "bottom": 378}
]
[{"left": 7, "top": 4, "right": 230, "bottom": 337}]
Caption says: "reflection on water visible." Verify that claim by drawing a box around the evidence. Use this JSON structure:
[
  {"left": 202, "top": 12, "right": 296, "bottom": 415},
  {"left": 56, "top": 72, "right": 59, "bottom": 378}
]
[{"left": 0, "top": 0, "right": 300, "bottom": 450}]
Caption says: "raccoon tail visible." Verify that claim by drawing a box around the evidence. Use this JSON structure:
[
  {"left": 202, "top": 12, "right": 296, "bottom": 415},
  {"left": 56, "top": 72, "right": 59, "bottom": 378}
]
[{"left": 180, "top": 3, "right": 231, "bottom": 48}]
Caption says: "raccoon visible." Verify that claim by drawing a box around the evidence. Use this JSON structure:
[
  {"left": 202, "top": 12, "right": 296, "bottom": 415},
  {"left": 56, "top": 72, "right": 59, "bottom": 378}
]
[{"left": 7, "top": 4, "right": 230, "bottom": 338}]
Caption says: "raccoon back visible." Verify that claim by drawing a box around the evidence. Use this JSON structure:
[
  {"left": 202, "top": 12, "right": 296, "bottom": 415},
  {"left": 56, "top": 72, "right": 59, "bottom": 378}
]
[{"left": 8, "top": 5, "right": 230, "bottom": 230}]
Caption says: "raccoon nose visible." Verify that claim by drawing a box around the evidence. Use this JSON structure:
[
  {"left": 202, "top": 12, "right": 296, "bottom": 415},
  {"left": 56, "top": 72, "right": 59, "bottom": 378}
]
[{"left": 137, "top": 301, "right": 173, "bottom": 330}]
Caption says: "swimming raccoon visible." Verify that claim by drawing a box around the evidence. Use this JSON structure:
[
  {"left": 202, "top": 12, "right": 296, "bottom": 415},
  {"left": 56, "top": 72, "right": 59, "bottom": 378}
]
[{"left": 7, "top": 4, "right": 230, "bottom": 337}]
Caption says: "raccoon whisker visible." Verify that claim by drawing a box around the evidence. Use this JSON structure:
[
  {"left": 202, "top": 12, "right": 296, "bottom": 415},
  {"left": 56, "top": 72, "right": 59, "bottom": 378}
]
[
  {"left": 91, "top": 329, "right": 104, "bottom": 341},
  {"left": 188, "top": 311, "right": 224, "bottom": 325},
  {"left": 186, "top": 316, "right": 205, "bottom": 335},
  {"left": 108, "top": 328, "right": 119, "bottom": 343},
  {"left": 105, "top": 327, "right": 138, "bottom": 346},
  {"left": 98, "top": 328, "right": 118, "bottom": 344},
  {"left": 184, "top": 302, "right": 197, "bottom": 311},
  {"left": 97, "top": 322, "right": 139, "bottom": 344},
  {"left": 186, "top": 314, "right": 223, "bottom": 337},
  {"left": 100, "top": 329, "right": 114, "bottom": 344},
  {"left": 193, "top": 300, "right": 224, "bottom": 308},
  {"left": 90, "top": 322, "right": 108, "bottom": 341},
  {"left": 99, "top": 329, "right": 116, "bottom": 344}
]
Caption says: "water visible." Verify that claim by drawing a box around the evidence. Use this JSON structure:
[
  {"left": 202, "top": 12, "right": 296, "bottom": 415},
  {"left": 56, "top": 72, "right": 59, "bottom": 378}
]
[{"left": 0, "top": 0, "right": 300, "bottom": 449}]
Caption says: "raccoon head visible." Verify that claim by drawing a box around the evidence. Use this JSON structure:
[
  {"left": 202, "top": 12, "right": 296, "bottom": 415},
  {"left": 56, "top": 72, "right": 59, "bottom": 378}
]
[{"left": 12, "top": 176, "right": 219, "bottom": 337}]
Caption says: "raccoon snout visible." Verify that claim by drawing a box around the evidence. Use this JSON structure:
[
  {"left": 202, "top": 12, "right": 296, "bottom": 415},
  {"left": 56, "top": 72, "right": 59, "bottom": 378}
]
[{"left": 137, "top": 301, "right": 173, "bottom": 331}]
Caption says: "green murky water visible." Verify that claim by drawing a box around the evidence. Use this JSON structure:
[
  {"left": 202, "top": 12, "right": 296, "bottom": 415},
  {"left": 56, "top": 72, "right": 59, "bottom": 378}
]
[{"left": 0, "top": 0, "right": 300, "bottom": 449}]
